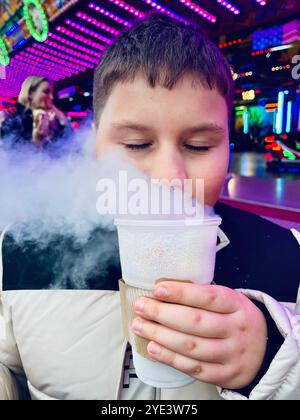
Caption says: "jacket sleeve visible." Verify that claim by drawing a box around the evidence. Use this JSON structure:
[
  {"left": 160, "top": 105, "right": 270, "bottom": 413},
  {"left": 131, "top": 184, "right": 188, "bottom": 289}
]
[
  {"left": 219, "top": 229, "right": 300, "bottom": 400},
  {"left": 0, "top": 114, "right": 22, "bottom": 145},
  {"left": 0, "top": 229, "right": 23, "bottom": 400},
  {"left": 218, "top": 289, "right": 300, "bottom": 400}
]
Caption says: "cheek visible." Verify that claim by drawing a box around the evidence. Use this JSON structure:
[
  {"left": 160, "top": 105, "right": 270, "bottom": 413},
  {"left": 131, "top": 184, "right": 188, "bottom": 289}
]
[
  {"left": 188, "top": 144, "right": 229, "bottom": 206},
  {"left": 95, "top": 132, "right": 117, "bottom": 158},
  {"left": 36, "top": 95, "right": 45, "bottom": 105}
]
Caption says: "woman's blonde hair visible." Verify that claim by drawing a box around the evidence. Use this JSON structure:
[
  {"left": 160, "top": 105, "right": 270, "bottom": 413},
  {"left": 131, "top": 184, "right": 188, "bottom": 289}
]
[{"left": 18, "top": 76, "right": 49, "bottom": 108}]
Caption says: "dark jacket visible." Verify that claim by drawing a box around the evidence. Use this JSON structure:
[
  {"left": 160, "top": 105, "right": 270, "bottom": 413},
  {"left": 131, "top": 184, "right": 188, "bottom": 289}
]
[
  {"left": 0, "top": 103, "right": 33, "bottom": 145},
  {"left": 0, "top": 103, "right": 67, "bottom": 148}
]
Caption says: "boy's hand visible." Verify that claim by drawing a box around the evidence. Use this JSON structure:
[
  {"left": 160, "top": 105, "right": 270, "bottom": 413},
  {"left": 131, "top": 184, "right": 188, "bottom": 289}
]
[{"left": 132, "top": 280, "right": 267, "bottom": 389}]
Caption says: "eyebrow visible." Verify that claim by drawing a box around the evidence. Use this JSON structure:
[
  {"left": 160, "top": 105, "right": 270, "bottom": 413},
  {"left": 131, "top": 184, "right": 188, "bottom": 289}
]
[
  {"left": 110, "top": 122, "right": 152, "bottom": 132},
  {"left": 110, "top": 121, "right": 226, "bottom": 136},
  {"left": 184, "top": 123, "right": 226, "bottom": 136}
]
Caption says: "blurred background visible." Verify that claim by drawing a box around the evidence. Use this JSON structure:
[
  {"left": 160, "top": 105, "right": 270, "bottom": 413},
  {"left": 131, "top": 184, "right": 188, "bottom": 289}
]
[{"left": 0, "top": 0, "right": 299, "bottom": 228}]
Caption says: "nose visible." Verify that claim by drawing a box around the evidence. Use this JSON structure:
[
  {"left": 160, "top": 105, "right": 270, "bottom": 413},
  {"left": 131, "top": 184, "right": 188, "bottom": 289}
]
[{"left": 149, "top": 146, "right": 188, "bottom": 184}]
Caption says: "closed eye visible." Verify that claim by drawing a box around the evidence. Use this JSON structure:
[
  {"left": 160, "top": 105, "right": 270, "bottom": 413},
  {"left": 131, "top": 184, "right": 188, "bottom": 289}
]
[
  {"left": 184, "top": 144, "right": 210, "bottom": 152},
  {"left": 124, "top": 143, "right": 151, "bottom": 150}
]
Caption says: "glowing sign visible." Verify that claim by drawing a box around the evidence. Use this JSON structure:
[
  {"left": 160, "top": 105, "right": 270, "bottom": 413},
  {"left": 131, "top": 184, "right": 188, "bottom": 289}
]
[
  {"left": 0, "top": 39, "right": 10, "bottom": 66},
  {"left": 23, "top": 0, "right": 49, "bottom": 42},
  {"left": 242, "top": 90, "right": 255, "bottom": 101}
]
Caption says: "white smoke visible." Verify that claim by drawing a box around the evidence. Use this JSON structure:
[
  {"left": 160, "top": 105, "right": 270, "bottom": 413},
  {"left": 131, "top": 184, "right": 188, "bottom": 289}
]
[{"left": 0, "top": 125, "right": 214, "bottom": 289}]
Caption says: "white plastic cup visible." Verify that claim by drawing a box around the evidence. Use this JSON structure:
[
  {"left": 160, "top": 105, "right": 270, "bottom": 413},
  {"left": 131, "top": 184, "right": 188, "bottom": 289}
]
[{"left": 115, "top": 217, "right": 223, "bottom": 388}]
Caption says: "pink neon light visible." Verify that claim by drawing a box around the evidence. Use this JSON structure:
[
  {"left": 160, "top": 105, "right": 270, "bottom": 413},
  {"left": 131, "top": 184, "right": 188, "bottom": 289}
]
[
  {"left": 33, "top": 43, "right": 95, "bottom": 69},
  {"left": 20, "top": 51, "right": 79, "bottom": 75},
  {"left": 9, "top": 63, "right": 62, "bottom": 81},
  {"left": 179, "top": 0, "right": 217, "bottom": 22},
  {"left": 67, "top": 112, "right": 89, "bottom": 117},
  {"left": 56, "top": 26, "right": 106, "bottom": 51},
  {"left": 26, "top": 47, "right": 87, "bottom": 72},
  {"left": 44, "top": 39, "right": 99, "bottom": 64},
  {"left": 11, "top": 58, "right": 65, "bottom": 76},
  {"left": 49, "top": 33, "right": 101, "bottom": 58},
  {"left": 89, "top": 2, "right": 135, "bottom": 25},
  {"left": 66, "top": 20, "right": 112, "bottom": 44},
  {"left": 13, "top": 55, "right": 72, "bottom": 77},
  {"left": 256, "top": 0, "right": 266, "bottom": 5},
  {"left": 77, "top": 12, "right": 120, "bottom": 36},
  {"left": 140, "top": 0, "right": 190, "bottom": 24},
  {"left": 217, "top": 0, "right": 240, "bottom": 15},
  {"left": 103, "top": 0, "right": 144, "bottom": 18},
  {"left": 9, "top": 63, "right": 62, "bottom": 83}
]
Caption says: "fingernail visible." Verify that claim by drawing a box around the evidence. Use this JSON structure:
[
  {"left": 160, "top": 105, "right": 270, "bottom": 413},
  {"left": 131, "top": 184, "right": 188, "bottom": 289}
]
[
  {"left": 134, "top": 299, "right": 144, "bottom": 313},
  {"left": 148, "top": 342, "right": 161, "bottom": 355},
  {"left": 154, "top": 287, "right": 168, "bottom": 298},
  {"left": 132, "top": 318, "right": 142, "bottom": 333}
]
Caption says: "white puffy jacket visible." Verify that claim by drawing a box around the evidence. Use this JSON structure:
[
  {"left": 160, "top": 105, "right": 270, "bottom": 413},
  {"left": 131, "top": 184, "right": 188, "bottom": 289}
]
[{"left": 0, "top": 222, "right": 299, "bottom": 400}]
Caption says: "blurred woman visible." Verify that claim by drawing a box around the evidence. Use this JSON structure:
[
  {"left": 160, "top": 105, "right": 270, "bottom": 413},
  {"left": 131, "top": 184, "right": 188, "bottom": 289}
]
[{"left": 0, "top": 76, "right": 69, "bottom": 147}]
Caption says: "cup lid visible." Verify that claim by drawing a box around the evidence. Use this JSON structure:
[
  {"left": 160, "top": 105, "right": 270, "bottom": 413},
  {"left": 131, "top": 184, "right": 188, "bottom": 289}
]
[{"left": 114, "top": 216, "right": 222, "bottom": 227}]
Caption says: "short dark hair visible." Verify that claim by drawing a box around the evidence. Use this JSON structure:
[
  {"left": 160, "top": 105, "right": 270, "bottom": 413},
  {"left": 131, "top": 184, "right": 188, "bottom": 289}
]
[{"left": 93, "top": 13, "right": 234, "bottom": 128}]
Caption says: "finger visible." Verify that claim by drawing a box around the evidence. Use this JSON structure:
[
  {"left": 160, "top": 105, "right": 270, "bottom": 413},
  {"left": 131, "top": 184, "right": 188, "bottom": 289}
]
[
  {"left": 134, "top": 298, "right": 230, "bottom": 338},
  {"left": 146, "top": 340, "right": 231, "bottom": 386},
  {"left": 153, "top": 280, "right": 241, "bottom": 314},
  {"left": 132, "top": 317, "right": 230, "bottom": 363}
]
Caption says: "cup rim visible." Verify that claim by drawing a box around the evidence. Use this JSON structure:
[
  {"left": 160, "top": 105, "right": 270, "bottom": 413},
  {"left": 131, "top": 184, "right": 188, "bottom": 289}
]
[{"left": 114, "top": 217, "right": 222, "bottom": 227}]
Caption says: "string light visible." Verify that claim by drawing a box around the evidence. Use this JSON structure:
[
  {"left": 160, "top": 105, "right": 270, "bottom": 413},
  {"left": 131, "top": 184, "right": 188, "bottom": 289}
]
[
  {"left": 216, "top": 0, "right": 240, "bottom": 15},
  {"left": 44, "top": 39, "right": 99, "bottom": 64},
  {"left": 104, "top": 0, "right": 144, "bottom": 18},
  {"left": 256, "top": 0, "right": 267, "bottom": 6},
  {"left": 219, "top": 38, "right": 242, "bottom": 48},
  {"left": 140, "top": 0, "right": 189, "bottom": 25},
  {"left": 48, "top": 33, "right": 101, "bottom": 58},
  {"left": 271, "top": 65, "right": 291, "bottom": 71},
  {"left": 76, "top": 12, "right": 120, "bottom": 36},
  {"left": 56, "top": 26, "right": 106, "bottom": 51},
  {"left": 178, "top": 0, "right": 217, "bottom": 23},
  {"left": 66, "top": 20, "right": 112, "bottom": 44},
  {"left": 89, "top": 3, "right": 133, "bottom": 26},
  {"left": 236, "top": 71, "right": 253, "bottom": 78},
  {"left": 33, "top": 43, "right": 95, "bottom": 69}
]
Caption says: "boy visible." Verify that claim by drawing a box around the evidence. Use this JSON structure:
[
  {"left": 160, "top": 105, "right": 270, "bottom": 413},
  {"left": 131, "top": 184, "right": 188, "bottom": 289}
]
[{"left": 0, "top": 14, "right": 299, "bottom": 400}]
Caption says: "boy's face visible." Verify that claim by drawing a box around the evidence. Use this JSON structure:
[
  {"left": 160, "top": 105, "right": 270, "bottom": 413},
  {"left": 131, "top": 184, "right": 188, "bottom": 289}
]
[{"left": 95, "top": 74, "right": 229, "bottom": 206}]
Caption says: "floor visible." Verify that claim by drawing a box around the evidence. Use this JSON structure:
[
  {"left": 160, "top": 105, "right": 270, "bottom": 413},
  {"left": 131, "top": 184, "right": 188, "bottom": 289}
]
[{"left": 222, "top": 153, "right": 300, "bottom": 230}]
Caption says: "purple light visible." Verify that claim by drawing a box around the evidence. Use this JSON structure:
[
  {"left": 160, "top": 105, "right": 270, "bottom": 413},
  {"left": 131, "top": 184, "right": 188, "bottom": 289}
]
[
  {"left": 11, "top": 58, "right": 70, "bottom": 80},
  {"left": 104, "top": 0, "right": 144, "bottom": 19},
  {"left": 44, "top": 39, "right": 99, "bottom": 64},
  {"left": 16, "top": 53, "right": 74, "bottom": 77},
  {"left": 77, "top": 12, "right": 120, "bottom": 36},
  {"left": 33, "top": 43, "right": 95, "bottom": 69},
  {"left": 10, "top": 60, "right": 63, "bottom": 79},
  {"left": 256, "top": 0, "right": 266, "bottom": 5},
  {"left": 0, "top": 60, "right": 66, "bottom": 97},
  {"left": 49, "top": 33, "right": 101, "bottom": 58},
  {"left": 66, "top": 20, "right": 112, "bottom": 44},
  {"left": 216, "top": 0, "right": 240, "bottom": 15},
  {"left": 67, "top": 111, "right": 89, "bottom": 117},
  {"left": 179, "top": 0, "right": 217, "bottom": 22},
  {"left": 25, "top": 48, "right": 85, "bottom": 73},
  {"left": 140, "top": 0, "right": 189, "bottom": 25},
  {"left": 14, "top": 53, "right": 73, "bottom": 77},
  {"left": 56, "top": 26, "right": 106, "bottom": 51},
  {"left": 10, "top": 59, "right": 64, "bottom": 80},
  {"left": 89, "top": 3, "right": 133, "bottom": 26},
  {"left": 23, "top": 48, "right": 84, "bottom": 73}
]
